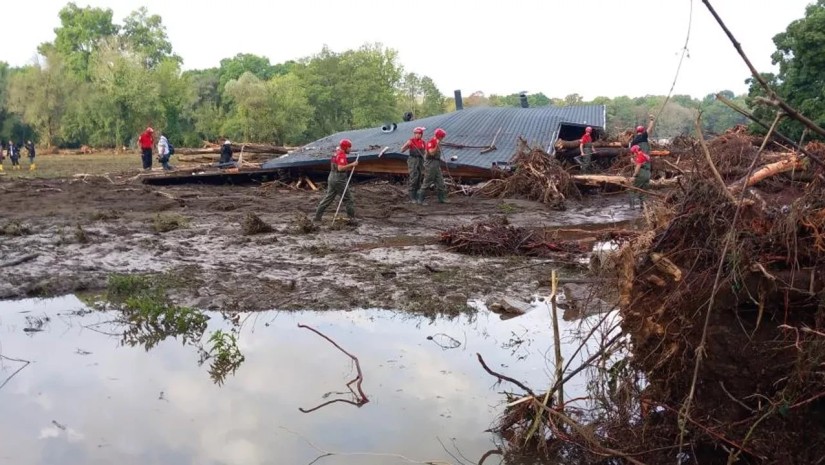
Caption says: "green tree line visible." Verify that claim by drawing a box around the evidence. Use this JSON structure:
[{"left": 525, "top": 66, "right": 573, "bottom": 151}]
[{"left": 11, "top": 1, "right": 823, "bottom": 150}]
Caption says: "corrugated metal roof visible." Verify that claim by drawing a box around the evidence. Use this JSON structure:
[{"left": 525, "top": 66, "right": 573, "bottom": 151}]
[{"left": 263, "top": 105, "right": 606, "bottom": 170}]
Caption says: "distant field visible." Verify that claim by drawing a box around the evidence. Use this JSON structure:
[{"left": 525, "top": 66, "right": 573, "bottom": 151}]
[{"left": 0, "top": 152, "right": 148, "bottom": 179}]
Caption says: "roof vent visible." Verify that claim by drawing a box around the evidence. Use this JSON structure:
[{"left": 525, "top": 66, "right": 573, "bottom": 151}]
[
  {"left": 381, "top": 123, "right": 398, "bottom": 133},
  {"left": 519, "top": 92, "right": 529, "bottom": 108},
  {"left": 454, "top": 90, "right": 463, "bottom": 111},
  {"left": 403, "top": 112, "right": 413, "bottom": 122}
]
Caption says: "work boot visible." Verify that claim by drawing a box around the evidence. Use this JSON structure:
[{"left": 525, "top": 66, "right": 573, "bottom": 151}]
[
  {"left": 437, "top": 192, "right": 447, "bottom": 204},
  {"left": 312, "top": 215, "right": 322, "bottom": 224},
  {"left": 416, "top": 193, "right": 428, "bottom": 206},
  {"left": 408, "top": 192, "right": 418, "bottom": 204},
  {"left": 30, "top": 164, "right": 36, "bottom": 171}
]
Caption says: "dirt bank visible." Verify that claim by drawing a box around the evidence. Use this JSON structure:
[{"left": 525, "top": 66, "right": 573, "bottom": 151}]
[{"left": 0, "top": 176, "right": 641, "bottom": 314}]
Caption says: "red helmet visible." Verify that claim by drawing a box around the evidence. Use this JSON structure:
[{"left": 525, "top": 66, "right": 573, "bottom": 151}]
[
  {"left": 636, "top": 125, "right": 645, "bottom": 133},
  {"left": 631, "top": 145, "right": 641, "bottom": 153},
  {"left": 434, "top": 128, "right": 446, "bottom": 139},
  {"left": 585, "top": 126, "right": 592, "bottom": 133},
  {"left": 413, "top": 127, "right": 425, "bottom": 134},
  {"left": 340, "top": 139, "right": 352, "bottom": 149}
]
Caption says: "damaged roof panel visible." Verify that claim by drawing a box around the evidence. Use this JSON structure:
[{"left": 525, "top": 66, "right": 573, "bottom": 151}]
[{"left": 263, "top": 105, "right": 605, "bottom": 171}]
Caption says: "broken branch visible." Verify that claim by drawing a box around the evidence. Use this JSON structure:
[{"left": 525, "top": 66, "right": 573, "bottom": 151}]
[{"left": 297, "top": 324, "right": 369, "bottom": 413}]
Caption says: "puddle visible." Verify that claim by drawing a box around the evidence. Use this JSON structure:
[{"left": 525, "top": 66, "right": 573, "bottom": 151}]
[{"left": 0, "top": 296, "right": 618, "bottom": 465}]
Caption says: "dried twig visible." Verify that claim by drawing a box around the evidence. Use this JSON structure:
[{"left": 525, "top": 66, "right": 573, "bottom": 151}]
[
  {"left": 0, "top": 355, "right": 31, "bottom": 391},
  {"left": 297, "top": 324, "right": 369, "bottom": 413},
  {"left": 476, "top": 353, "right": 535, "bottom": 397}
]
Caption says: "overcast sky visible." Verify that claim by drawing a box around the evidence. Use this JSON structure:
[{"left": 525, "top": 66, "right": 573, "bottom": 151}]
[{"left": 0, "top": 0, "right": 814, "bottom": 100}]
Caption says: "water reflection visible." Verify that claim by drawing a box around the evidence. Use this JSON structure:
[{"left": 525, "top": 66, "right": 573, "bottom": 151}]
[{"left": 0, "top": 295, "right": 617, "bottom": 465}]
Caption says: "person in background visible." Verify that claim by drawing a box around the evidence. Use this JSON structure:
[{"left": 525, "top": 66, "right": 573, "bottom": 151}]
[
  {"left": 220, "top": 139, "right": 233, "bottom": 166},
  {"left": 157, "top": 132, "right": 172, "bottom": 171},
  {"left": 399, "top": 126, "right": 426, "bottom": 203},
  {"left": 629, "top": 144, "right": 652, "bottom": 209},
  {"left": 575, "top": 126, "right": 597, "bottom": 173},
  {"left": 24, "top": 140, "right": 36, "bottom": 171},
  {"left": 138, "top": 127, "right": 154, "bottom": 171},
  {"left": 630, "top": 115, "right": 655, "bottom": 155},
  {"left": 0, "top": 141, "right": 5, "bottom": 172},
  {"left": 8, "top": 140, "right": 20, "bottom": 170},
  {"left": 313, "top": 139, "right": 358, "bottom": 223},
  {"left": 417, "top": 128, "right": 448, "bottom": 205}
]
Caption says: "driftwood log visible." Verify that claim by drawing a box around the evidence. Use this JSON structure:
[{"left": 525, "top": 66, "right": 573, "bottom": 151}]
[
  {"left": 555, "top": 139, "right": 626, "bottom": 151},
  {"left": 175, "top": 143, "right": 290, "bottom": 155},
  {"left": 571, "top": 174, "right": 681, "bottom": 189}
]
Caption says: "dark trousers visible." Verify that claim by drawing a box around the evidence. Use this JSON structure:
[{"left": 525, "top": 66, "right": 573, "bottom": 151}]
[{"left": 141, "top": 148, "right": 153, "bottom": 169}]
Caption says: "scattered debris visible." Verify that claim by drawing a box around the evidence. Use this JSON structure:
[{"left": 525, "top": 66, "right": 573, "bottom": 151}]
[
  {"left": 241, "top": 213, "right": 274, "bottom": 235},
  {"left": 478, "top": 140, "right": 579, "bottom": 210},
  {"left": 439, "top": 217, "right": 584, "bottom": 257}
]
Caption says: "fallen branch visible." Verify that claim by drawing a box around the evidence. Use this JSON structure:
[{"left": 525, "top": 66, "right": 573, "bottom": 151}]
[
  {"left": 715, "top": 93, "right": 825, "bottom": 168},
  {"left": 476, "top": 353, "right": 535, "bottom": 396},
  {"left": 297, "top": 324, "right": 369, "bottom": 413},
  {"left": 728, "top": 155, "right": 805, "bottom": 194}
]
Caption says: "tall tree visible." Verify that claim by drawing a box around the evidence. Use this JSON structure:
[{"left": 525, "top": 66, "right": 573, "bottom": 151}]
[
  {"left": 7, "top": 54, "right": 73, "bottom": 147},
  {"left": 419, "top": 76, "right": 445, "bottom": 117},
  {"left": 218, "top": 53, "right": 277, "bottom": 96},
  {"left": 44, "top": 2, "right": 119, "bottom": 81},
  {"left": 747, "top": 0, "right": 825, "bottom": 139},
  {"left": 121, "top": 7, "right": 180, "bottom": 69}
]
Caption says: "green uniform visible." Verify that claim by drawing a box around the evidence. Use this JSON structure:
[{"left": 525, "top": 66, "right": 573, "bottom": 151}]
[
  {"left": 407, "top": 145, "right": 425, "bottom": 201},
  {"left": 632, "top": 159, "right": 652, "bottom": 207},
  {"left": 314, "top": 164, "right": 355, "bottom": 221},
  {"left": 417, "top": 139, "right": 447, "bottom": 204}
]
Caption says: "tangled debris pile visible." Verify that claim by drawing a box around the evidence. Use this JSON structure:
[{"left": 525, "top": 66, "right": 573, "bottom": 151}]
[
  {"left": 477, "top": 141, "right": 580, "bottom": 210},
  {"left": 439, "top": 217, "right": 584, "bottom": 257},
  {"left": 487, "top": 131, "right": 825, "bottom": 462}
]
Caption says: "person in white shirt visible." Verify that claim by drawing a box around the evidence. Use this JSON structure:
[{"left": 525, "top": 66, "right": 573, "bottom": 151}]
[{"left": 157, "top": 132, "right": 172, "bottom": 171}]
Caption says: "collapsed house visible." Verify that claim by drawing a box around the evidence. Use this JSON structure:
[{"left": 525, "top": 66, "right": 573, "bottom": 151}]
[{"left": 262, "top": 103, "right": 606, "bottom": 180}]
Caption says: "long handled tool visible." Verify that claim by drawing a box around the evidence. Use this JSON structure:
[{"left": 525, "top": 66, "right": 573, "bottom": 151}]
[{"left": 331, "top": 152, "right": 361, "bottom": 225}]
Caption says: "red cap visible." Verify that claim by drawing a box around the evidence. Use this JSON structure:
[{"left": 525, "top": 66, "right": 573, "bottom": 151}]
[
  {"left": 585, "top": 126, "right": 592, "bottom": 133},
  {"left": 434, "top": 128, "right": 446, "bottom": 139},
  {"left": 413, "top": 127, "right": 425, "bottom": 134},
  {"left": 636, "top": 125, "right": 645, "bottom": 133},
  {"left": 631, "top": 145, "right": 641, "bottom": 152},
  {"left": 340, "top": 139, "right": 352, "bottom": 150}
]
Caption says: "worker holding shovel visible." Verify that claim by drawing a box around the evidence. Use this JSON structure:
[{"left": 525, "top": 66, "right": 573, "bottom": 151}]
[
  {"left": 313, "top": 139, "right": 359, "bottom": 223},
  {"left": 629, "top": 144, "right": 652, "bottom": 209},
  {"left": 417, "top": 128, "right": 448, "bottom": 205},
  {"left": 399, "top": 126, "right": 427, "bottom": 203}
]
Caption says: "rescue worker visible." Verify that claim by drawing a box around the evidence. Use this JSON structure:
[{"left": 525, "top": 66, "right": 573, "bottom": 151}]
[
  {"left": 399, "top": 126, "right": 426, "bottom": 202},
  {"left": 417, "top": 128, "right": 447, "bottom": 205},
  {"left": 630, "top": 115, "right": 655, "bottom": 155},
  {"left": 575, "top": 126, "right": 596, "bottom": 173},
  {"left": 313, "top": 139, "right": 359, "bottom": 222},
  {"left": 157, "top": 132, "right": 172, "bottom": 171},
  {"left": 220, "top": 139, "right": 233, "bottom": 165},
  {"left": 138, "top": 127, "right": 154, "bottom": 171},
  {"left": 8, "top": 141, "right": 20, "bottom": 170},
  {"left": 629, "top": 144, "right": 651, "bottom": 209},
  {"left": 25, "top": 140, "right": 36, "bottom": 171}
]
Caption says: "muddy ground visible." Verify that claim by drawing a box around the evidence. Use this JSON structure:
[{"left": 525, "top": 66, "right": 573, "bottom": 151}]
[{"left": 0, "top": 175, "right": 641, "bottom": 314}]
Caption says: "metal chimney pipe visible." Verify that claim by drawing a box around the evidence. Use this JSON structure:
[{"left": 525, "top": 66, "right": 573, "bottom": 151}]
[
  {"left": 519, "top": 92, "right": 529, "bottom": 108},
  {"left": 454, "top": 90, "right": 463, "bottom": 111}
]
